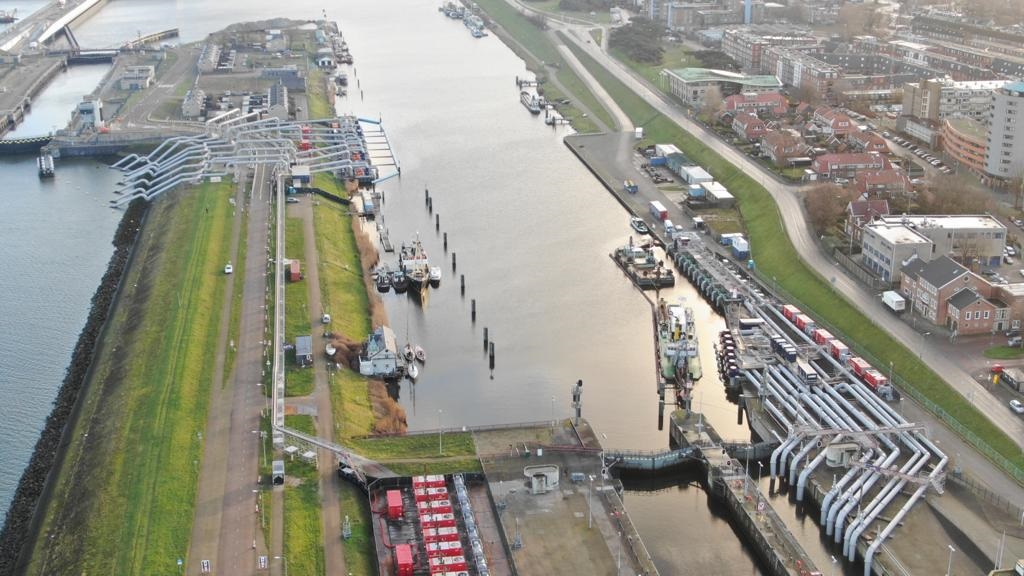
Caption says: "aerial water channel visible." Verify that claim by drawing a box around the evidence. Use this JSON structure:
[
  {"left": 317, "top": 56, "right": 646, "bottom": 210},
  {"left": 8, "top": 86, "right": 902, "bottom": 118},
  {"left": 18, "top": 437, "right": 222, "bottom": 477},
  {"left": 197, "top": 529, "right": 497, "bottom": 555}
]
[{"left": 0, "top": 0, "right": 859, "bottom": 572}]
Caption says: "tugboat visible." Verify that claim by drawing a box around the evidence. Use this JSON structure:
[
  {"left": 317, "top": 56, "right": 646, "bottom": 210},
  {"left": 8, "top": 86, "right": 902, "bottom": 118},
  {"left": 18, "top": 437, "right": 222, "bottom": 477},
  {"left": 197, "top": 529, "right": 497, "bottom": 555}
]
[
  {"left": 391, "top": 269, "right": 409, "bottom": 294},
  {"left": 520, "top": 91, "right": 542, "bottom": 115},
  {"left": 376, "top": 269, "right": 392, "bottom": 293},
  {"left": 629, "top": 216, "right": 649, "bottom": 235},
  {"left": 0, "top": 10, "right": 17, "bottom": 24},
  {"left": 429, "top": 266, "right": 442, "bottom": 288},
  {"left": 399, "top": 236, "right": 430, "bottom": 295}
]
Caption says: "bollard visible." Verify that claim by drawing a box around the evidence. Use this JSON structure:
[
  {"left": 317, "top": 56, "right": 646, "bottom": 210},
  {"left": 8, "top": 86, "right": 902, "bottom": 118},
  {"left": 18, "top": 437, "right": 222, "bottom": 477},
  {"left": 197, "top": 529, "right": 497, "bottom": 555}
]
[
  {"left": 436, "top": 214, "right": 440, "bottom": 231},
  {"left": 489, "top": 342, "right": 495, "bottom": 370},
  {"left": 443, "top": 232, "right": 448, "bottom": 251},
  {"left": 425, "top": 188, "right": 429, "bottom": 205},
  {"left": 483, "top": 327, "right": 489, "bottom": 349},
  {"left": 428, "top": 198, "right": 433, "bottom": 213},
  {"left": 471, "top": 299, "right": 476, "bottom": 322},
  {"left": 451, "top": 251, "right": 457, "bottom": 271},
  {"left": 460, "top": 274, "right": 465, "bottom": 295}
]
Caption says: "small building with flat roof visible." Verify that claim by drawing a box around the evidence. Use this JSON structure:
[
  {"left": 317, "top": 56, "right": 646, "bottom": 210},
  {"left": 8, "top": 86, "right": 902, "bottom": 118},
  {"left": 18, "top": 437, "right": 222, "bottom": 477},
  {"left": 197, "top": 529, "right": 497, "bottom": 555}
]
[
  {"left": 877, "top": 215, "right": 1006, "bottom": 268},
  {"left": 862, "top": 221, "right": 933, "bottom": 282},
  {"left": 662, "top": 67, "right": 782, "bottom": 106}
]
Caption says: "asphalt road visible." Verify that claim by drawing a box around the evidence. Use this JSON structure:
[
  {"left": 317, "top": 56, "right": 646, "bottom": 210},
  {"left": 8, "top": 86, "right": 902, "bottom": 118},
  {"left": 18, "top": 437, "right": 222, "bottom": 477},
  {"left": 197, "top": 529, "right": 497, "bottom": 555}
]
[{"left": 187, "top": 165, "right": 272, "bottom": 574}]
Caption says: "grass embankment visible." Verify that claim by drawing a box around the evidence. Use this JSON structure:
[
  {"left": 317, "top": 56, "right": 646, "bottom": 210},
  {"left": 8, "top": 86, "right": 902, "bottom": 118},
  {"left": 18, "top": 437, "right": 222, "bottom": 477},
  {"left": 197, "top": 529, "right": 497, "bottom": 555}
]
[
  {"left": 283, "top": 416, "right": 325, "bottom": 576},
  {"left": 474, "top": 0, "right": 615, "bottom": 132},
  {"left": 524, "top": 0, "right": 613, "bottom": 22},
  {"left": 306, "top": 68, "right": 335, "bottom": 120},
  {"left": 224, "top": 194, "right": 248, "bottom": 383},
  {"left": 986, "top": 347, "right": 1024, "bottom": 360},
  {"left": 285, "top": 215, "right": 314, "bottom": 397},
  {"left": 313, "top": 196, "right": 371, "bottom": 341},
  {"left": 339, "top": 483, "right": 375, "bottom": 574},
  {"left": 27, "top": 181, "right": 235, "bottom": 574},
  {"left": 562, "top": 40, "right": 1024, "bottom": 478}
]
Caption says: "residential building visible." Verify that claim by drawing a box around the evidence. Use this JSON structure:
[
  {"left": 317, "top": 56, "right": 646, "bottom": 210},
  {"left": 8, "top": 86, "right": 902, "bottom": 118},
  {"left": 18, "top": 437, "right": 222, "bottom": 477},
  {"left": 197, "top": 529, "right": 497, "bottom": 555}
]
[
  {"left": 940, "top": 117, "right": 988, "bottom": 176},
  {"left": 854, "top": 168, "right": 911, "bottom": 198},
  {"left": 901, "top": 78, "right": 1006, "bottom": 123},
  {"left": 900, "top": 256, "right": 1015, "bottom": 334},
  {"left": 877, "top": 214, "right": 1006, "bottom": 268},
  {"left": 811, "top": 152, "right": 889, "bottom": 180},
  {"left": 762, "top": 47, "right": 840, "bottom": 98},
  {"left": 721, "top": 28, "right": 817, "bottom": 72},
  {"left": 761, "top": 129, "right": 807, "bottom": 167},
  {"left": 119, "top": 65, "right": 155, "bottom": 91},
  {"left": 182, "top": 88, "right": 205, "bottom": 119},
  {"left": 985, "top": 82, "right": 1024, "bottom": 182},
  {"left": 848, "top": 131, "right": 889, "bottom": 154},
  {"left": 732, "top": 112, "right": 766, "bottom": 141},
  {"left": 896, "top": 116, "right": 940, "bottom": 148},
  {"left": 662, "top": 68, "right": 782, "bottom": 106},
  {"left": 812, "top": 107, "right": 857, "bottom": 137},
  {"left": 845, "top": 199, "right": 889, "bottom": 242},
  {"left": 899, "top": 256, "right": 985, "bottom": 326},
  {"left": 862, "top": 221, "right": 933, "bottom": 282},
  {"left": 722, "top": 92, "right": 787, "bottom": 116}
]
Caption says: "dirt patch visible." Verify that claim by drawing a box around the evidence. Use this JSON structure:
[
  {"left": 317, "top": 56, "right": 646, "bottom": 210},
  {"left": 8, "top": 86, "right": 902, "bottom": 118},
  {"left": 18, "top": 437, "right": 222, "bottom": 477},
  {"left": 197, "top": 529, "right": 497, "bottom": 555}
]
[{"left": 368, "top": 380, "right": 407, "bottom": 435}]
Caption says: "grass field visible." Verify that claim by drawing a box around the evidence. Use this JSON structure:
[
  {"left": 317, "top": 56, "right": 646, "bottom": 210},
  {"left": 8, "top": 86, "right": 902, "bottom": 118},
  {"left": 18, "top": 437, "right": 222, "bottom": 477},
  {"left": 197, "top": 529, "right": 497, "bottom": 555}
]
[
  {"left": 339, "top": 483, "right": 376, "bottom": 574},
  {"left": 331, "top": 369, "right": 375, "bottom": 438},
  {"left": 349, "top": 432, "right": 477, "bottom": 460},
  {"left": 27, "top": 181, "right": 235, "bottom": 573},
  {"left": 986, "top": 346, "right": 1024, "bottom": 360},
  {"left": 284, "top": 481, "right": 325, "bottom": 576},
  {"left": 306, "top": 68, "right": 334, "bottom": 120},
  {"left": 285, "top": 215, "right": 310, "bottom": 340},
  {"left": 562, "top": 41, "right": 1024, "bottom": 477},
  {"left": 610, "top": 44, "right": 696, "bottom": 86},
  {"left": 223, "top": 192, "right": 248, "bottom": 384},
  {"left": 474, "top": 0, "right": 615, "bottom": 131},
  {"left": 313, "top": 199, "right": 371, "bottom": 341}
]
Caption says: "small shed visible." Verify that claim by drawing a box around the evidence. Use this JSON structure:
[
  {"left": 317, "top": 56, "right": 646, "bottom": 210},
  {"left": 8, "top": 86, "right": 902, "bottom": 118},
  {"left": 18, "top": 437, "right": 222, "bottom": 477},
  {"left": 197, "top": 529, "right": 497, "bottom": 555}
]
[
  {"left": 291, "top": 164, "right": 310, "bottom": 184},
  {"left": 289, "top": 259, "right": 302, "bottom": 282},
  {"left": 295, "top": 335, "right": 313, "bottom": 366},
  {"left": 682, "top": 166, "right": 713, "bottom": 185},
  {"left": 272, "top": 460, "right": 285, "bottom": 485}
]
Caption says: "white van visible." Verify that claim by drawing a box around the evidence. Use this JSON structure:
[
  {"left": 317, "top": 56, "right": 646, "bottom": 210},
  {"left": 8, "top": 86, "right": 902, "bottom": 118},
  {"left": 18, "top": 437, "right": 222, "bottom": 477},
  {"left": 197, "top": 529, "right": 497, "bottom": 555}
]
[{"left": 664, "top": 220, "right": 675, "bottom": 236}]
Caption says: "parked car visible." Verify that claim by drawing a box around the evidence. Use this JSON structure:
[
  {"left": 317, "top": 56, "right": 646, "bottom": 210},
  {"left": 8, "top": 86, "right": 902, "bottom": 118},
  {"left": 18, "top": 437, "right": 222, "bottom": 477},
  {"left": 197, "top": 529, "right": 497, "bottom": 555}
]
[
  {"left": 1009, "top": 336, "right": 1023, "bottom": 347},
  {"left": 286, "top": 197, "right": 300, "bottom": 204},
  {"left": 983, "top": 269, "right": 998, "bottom": 276},
  {"left": 1010, "top": 399, "right": 1024, "bottom": 414},
  {"left": 224, "top": 263, "right": 233, "bottom": 274},
  {"left": 1006, "top": 246, "right": 1017, "bottom": 256}
]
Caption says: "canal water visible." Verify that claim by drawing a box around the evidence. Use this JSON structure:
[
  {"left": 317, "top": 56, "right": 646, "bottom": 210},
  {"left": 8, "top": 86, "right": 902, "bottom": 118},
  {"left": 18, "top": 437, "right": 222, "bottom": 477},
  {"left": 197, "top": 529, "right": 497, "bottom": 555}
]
[{"left": 1, "top": 1, "right": 854, "bottom": 573}]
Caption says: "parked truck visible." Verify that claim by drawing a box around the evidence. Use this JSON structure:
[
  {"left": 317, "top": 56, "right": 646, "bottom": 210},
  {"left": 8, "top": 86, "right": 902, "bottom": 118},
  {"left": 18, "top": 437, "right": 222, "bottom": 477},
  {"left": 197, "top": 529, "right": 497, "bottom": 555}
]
[
  {"left": 881, "top": 290, "right": 906, "bottom": 313},
  {"left": 649, "top": 200, "right": 668, "bottom": 221}
]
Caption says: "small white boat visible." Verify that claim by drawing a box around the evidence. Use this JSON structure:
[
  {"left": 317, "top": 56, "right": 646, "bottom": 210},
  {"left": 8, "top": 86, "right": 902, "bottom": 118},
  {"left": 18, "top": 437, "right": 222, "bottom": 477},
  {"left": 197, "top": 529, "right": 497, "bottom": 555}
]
[
  {"left": 414, "top": 346, "right": 426, "bottom": 364},
  {"left": 403, "top": 344, "right": 414, "bottom": 361},
  {"left": 407, "top": 362, "right": 419, "bottom": 380},
  {"left": 429, "top": 266, "right": 442, "bottom": 288}
]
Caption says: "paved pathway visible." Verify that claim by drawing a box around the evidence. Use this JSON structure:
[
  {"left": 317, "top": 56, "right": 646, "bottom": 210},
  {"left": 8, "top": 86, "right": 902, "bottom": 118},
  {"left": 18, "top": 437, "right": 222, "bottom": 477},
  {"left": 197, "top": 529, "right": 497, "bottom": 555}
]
[{"left": 293, "top": 194, "right": 347, "bottom": 574}]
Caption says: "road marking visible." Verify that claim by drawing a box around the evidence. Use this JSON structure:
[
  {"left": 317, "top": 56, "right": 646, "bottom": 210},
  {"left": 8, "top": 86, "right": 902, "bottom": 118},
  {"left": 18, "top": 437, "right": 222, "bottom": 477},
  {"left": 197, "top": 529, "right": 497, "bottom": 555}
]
[
  {"left": 201, "top": 559, "right": 211, "bottom": 573},
  {"left": 258, "top": 555, "right": 268, "bottom": 569}
]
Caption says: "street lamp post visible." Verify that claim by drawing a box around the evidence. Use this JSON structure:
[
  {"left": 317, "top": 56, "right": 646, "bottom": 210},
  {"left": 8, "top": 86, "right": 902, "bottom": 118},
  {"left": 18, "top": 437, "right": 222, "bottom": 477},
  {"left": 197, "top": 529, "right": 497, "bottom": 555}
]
[
  {"left": 550, "top": 395, "right": 555, "bottom": 427},
  {"left": 437, "top": 409, "right": 443, "bottom": 456},
  {"left": 757, "top": 461, "right": 763, "bottom": 487},
  {"left": 946, "top": 544, "right": 955, "bottom": 576},
  {"left": 831, "top": 555, "right": 837, "bottom": 576},
  {"left": 274, "top": 555, "right": 288, "bottom": 576},
  {"left": 588, "top": 475, "right": 594, "bottom": 529},
  {"left": 920, "top": 331, "right": 931, "bottom": 359}
]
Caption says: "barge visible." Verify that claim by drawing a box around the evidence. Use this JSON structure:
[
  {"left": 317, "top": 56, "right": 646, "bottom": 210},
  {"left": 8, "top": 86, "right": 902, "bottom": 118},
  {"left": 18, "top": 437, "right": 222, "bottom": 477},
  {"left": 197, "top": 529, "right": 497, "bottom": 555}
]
[{"left": 611, "top": 238, "right": 675, "bottom": 290}]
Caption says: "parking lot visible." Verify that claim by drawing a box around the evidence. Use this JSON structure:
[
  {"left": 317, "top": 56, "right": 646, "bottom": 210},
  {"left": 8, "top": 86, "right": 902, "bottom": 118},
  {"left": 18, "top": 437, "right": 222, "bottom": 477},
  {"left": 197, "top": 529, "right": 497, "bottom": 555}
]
[{"left": 884, "top": 132, "right": 955, "bottom": 176}]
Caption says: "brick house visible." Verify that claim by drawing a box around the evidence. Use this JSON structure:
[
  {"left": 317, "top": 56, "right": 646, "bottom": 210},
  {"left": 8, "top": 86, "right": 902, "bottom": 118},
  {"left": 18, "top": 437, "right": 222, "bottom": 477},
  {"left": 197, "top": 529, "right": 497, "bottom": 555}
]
[
  {"left": 732, "top": 112, "right": 767, "bottom": 142},
  {"left": 723, "top": 92, "right": 788, "bottom": 117},
  {"left": 899, "top": 255, "right": 1014, "bottom": 334},
  {"left": 812, "top": 106, "right": 857, "bottom": 136},
  {"left": 845, "top": 199, "right": 889, "bottom": 242},
  {"left": 761, "top": 129, "right": 808, "bottom": 167},
  {"left": 854, "top": 168, "right": 911, "bottom": 197},
  {"left": 848, "top": 130, "right": 890, "bottom": 153},
  {"left": 811, "top": 152, "right": 890, "bottom": 180}
]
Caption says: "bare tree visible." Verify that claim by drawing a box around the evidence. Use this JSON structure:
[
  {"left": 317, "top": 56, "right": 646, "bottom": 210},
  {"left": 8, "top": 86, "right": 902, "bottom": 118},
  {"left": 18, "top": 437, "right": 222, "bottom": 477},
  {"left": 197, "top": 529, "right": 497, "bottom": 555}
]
[
  {"left": 918, "top": 176, "right": 992, "bottom": 214},
  {"left": 700, "top": 85, "right": 723, "bottom": 123},
  {"left": 804, "top": 183, "right": 855, "bottom": 234},
  {"left": 794, "top": 81, "right": 822, "bottom": 107}
]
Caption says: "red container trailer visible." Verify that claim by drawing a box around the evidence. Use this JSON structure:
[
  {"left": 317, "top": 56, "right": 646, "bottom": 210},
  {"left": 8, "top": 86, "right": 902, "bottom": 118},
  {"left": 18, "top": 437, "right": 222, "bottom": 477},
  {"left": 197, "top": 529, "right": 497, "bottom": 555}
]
[
  {"left": 429, "top": 500, "right": 453, "bottom": 514},
  {"left": 863, "top": 370, "right": 888, "bottom": 390},
  {"left": 429, "top": 556, "right": 468, "bottom": 573},
  {"left": 422, "top": 474, "right": 446, "bottom": 487},
  {"left": 794, "top": 314, "right": 814, "bottom": 332},
  {"left": 420, "top": 513, "right": 457, "bottom": 529},
  {"left": 415, "top": 487, "right": 448, "bottom": 502},
  {"left": 812, "top": 329, "right": 834, "bottom": 346},
  {"left": 829, "top": 340, "right": 849, "bottom": 361},
  {"left": 426, "top": 540, "right": 464, "bottom": 558},
  {"left": 847, "top": 357, "right": 871, "bottom": 378},
  {"left": 422, "top": 526, "right": 460, "bottom": 543},
  {"left": 395, "top": 544, "right": 414, "bottom": 576},
  {"left": 386, "top": 490, "right": 403, "bottom": 520},
  {"left": 288, "top": 259, "right": 301, "bottom": 282},
  {"left": 782, "top": 304, "right": 801, "bottom": 322}
]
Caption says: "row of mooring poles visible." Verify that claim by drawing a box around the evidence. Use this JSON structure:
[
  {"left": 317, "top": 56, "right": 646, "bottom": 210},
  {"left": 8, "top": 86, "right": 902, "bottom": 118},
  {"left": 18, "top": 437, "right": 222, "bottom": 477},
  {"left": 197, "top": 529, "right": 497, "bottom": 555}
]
[{"left": 423, "top": 186, "right": 495, "bottom": 375}]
